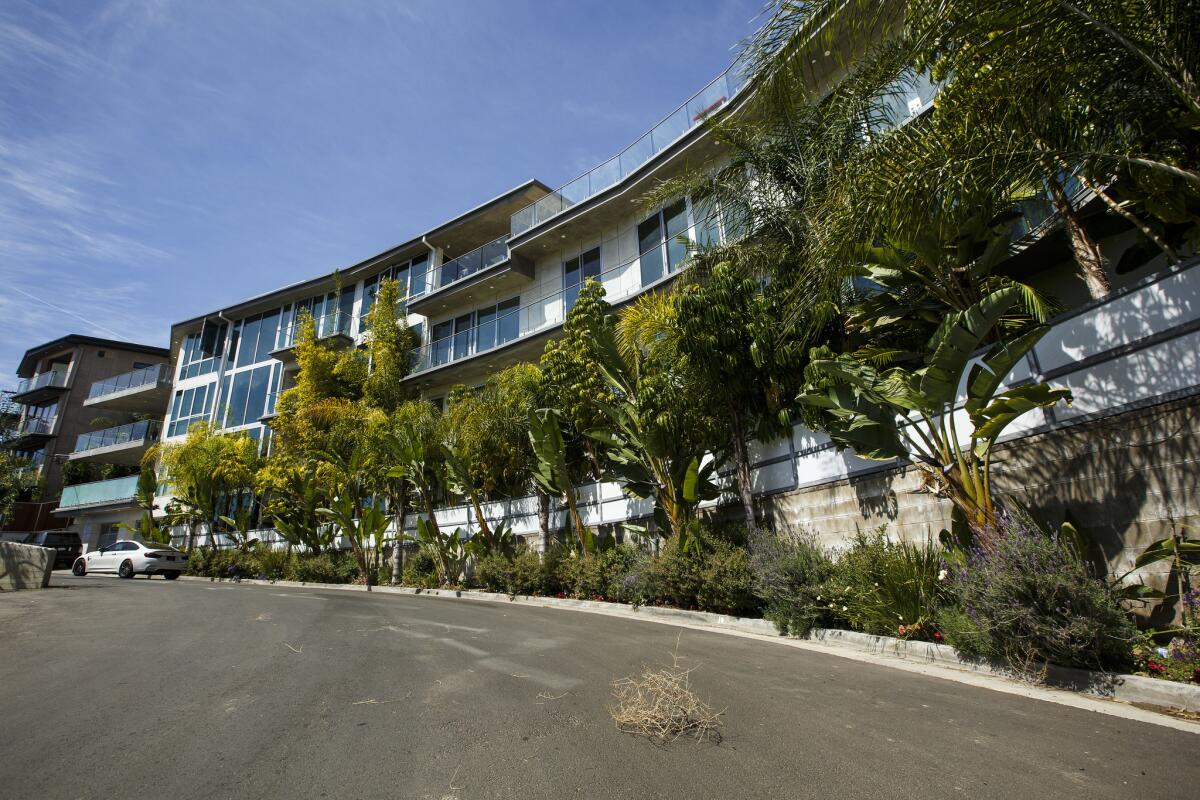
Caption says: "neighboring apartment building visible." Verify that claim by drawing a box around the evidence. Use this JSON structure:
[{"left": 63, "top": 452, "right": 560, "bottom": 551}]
[
  {"left": 2, "top": 335, "right": 171, "bottom": 543},
  {"left": 143, "top": 32, "right": 1200, "bottom": 565}
]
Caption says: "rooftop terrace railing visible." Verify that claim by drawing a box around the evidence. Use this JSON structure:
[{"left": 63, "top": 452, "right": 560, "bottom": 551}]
[
  {"left": 73, "top": 419, "right": 160, "bottom": 454},
  {"left": 87, "top": 363, "right": 166, "bottom": 401},
  {"left": 509, "top": 61, "right": 750, "bottom": 238}
]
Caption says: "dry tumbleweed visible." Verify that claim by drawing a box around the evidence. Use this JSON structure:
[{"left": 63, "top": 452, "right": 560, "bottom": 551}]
[{"left": 609, "top": 637, "right": 723, "bottom": 744}]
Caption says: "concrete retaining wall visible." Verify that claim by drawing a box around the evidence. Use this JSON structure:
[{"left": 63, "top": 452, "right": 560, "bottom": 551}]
[{"left": 0, "top": 541, "right": 55, "bottom": 591}]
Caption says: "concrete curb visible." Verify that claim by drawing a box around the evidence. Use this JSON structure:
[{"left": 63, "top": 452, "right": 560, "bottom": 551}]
[{"left": 181, "top": 575, "right": 1200, "bottom": 714}]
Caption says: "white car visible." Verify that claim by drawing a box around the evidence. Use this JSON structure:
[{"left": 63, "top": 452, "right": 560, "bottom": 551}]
[{"left": 72, "top": 540, "right": 187, "bottom": 580}]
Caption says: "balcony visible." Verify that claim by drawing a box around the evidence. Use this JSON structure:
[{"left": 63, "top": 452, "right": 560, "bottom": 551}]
[
  {"left": 407, "top": 235, "right": 535, "bottom": 315},
  {"left": 13, "top": 369, "right": 70, "bottom": 404},
  {"left": 67, "top": 419, "right": 160, "bottom": 465},
  {"left": 7, "top": 415, "right": 56, "bottom": 449},
  {"left": 83, "top": 363, "right": 171, "bottom": 413},
  {"left": 509, "top": 63, "right": 749, "bottom": 240},
  {"left": 56, "top": 475, "right": 141, "bottom": 513},
  {"left": 410, "top": 212, "right": 722, "bottom": 381},
  {"left": 270, "top": 310, "right": 354, "bottom": 364}
]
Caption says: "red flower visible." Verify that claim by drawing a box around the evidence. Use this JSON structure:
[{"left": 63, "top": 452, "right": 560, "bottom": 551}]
[
  {"left": 933, "top": 631, "right": 943, "bottom": 641},
  {"left": 1147, "top": 660, "right": 1166, "bottom": 674},
  {"left": 898, "top": 625, "right": 907, "bottom": 636}
]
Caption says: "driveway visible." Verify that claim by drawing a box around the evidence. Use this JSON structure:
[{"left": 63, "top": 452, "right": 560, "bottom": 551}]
[{"left": 0, "top": 574, "right": 1195, "bottom": 799}]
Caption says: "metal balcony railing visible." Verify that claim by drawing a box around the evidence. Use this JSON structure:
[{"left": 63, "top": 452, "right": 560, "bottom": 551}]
[
  {"left": 87, "top": 363, "right": 166, "bottom": 400},
  {"left": 73, "top": 419, "right": 160, "bottom": 454}
]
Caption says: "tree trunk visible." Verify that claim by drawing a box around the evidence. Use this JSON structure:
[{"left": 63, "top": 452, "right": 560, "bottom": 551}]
[
  {"left": 564, "top": 490, "right": 589, "bottom": 556},
  {"left": 729, "top": 408, "right": 756, "bottom": 531},
  {"left": 468, "top": 491, "right": 493, "bottom": 546},
  {"left": 1048, "top": 174, "right": 1112, "bottom": 299},
  {"left": 537, "top": 489, "right": 551, "bottom": 553},
  {"left": 390, "top": 479, "right": 407, "bottom": 586}
]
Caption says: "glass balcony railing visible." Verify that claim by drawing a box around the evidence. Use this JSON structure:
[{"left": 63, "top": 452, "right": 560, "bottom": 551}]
[
  {"left": 510, "top": 62, "right": 750, "bottom": 238},
  {"left": 16, "top": 370, "right": 69, "bottom": 396},
  {"left": 421, "top": 235, "right": 511, "bottom": 297},
  {"left": 58, "top": 475, "right": 141, "bottom": 510},
  {"left": 275, "top": 309, "right": 353, "bottom": 352},
  {"left": 73, "top": 419, "right": 160, "bottom": 454},
  {"left": 87, "top": 363, "right": 166, "bottom": 400},
  {"left": 17, "top": 416, "right": 55, "bottom": 437},
  {"left": 413, "top": 209, "right": 734, "bottom": 374}
]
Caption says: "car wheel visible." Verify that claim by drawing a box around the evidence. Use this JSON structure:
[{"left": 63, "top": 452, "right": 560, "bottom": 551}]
[
  {"left": 118, "top": 560, "right": 135, "bottom": 579},
  {"left": 164, "top": 572, "right": 179, "bottom": 581},
  {"left": 72, "top": 559, "right": 86, "bottom": 576}
]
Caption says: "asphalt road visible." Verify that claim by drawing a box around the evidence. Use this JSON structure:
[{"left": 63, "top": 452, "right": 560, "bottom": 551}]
[{"left": 1, "top": 575, "right": 1196, "bottom": 800}]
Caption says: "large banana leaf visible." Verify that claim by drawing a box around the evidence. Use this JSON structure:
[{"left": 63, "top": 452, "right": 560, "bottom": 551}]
[
  {"left": 969, "top": 383, "right": 1073, "bottom": 449},
  {"left": 964, "top": 324, "right": 1049, "bottom": 413},
  {"left": 921, "top": 287, "right": 1021, "bottom": 405}
]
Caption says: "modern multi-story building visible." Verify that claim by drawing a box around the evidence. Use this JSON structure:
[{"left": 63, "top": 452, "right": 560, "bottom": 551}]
[
  {"left": 16, "top": 25, "right": 1191, "bottom": 571},
  {"left": 2, "top": 335, "right": 171, "bottom": 542}
]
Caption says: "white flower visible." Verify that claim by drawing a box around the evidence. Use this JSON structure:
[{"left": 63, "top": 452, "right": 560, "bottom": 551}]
[
  {"left": 841, "top": 606, "right": 848, "bottom": 612},
  {"left": 938, "top": 569, "right": 948, "bottom": 581}
]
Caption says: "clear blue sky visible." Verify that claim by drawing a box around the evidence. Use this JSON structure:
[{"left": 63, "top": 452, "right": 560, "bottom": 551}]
[{"left": 0, "top": 0, "right": 763, "bottom": 389}]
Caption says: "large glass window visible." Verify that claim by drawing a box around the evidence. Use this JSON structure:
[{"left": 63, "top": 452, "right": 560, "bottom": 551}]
[
  {"left": 178, "top": 321, "right": 228, "bottom": 380},
  {"left": 236, "top": 315, "right": 262, "bottom": 368},
  {"left": 453, "top": 313, "right": 473, "bottom": 360},
  {"left": 410, "top": 254, "right": 428, "bottom": 297},
  {"left": 431, "top": 320, "right": 453, "bottom": 366},
  {"left": 167, "top": 382, "right": 214, "bottom": 437},
  {"left": 564, "top": 246, "right": 601, "bottom": 310},
  {"left": 496, "top": 297, "right": 520, "bottom": 345},
  {"left": 637, "top": 200, "right": 690, "bottom": 287},
  {"left": 254, "top": 310, "right": 280, "bottom": 362},
  {"left": 222, "top": 365, "right": 273, "bottom": 428}
]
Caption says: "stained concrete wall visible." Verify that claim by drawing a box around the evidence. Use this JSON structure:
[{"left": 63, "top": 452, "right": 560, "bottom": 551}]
[
  {"left": 0, "top": 541, "right": 54, "bottom": 591},
  {"left": 762, "top": 394, "right": 1199, "bottom": 621}
]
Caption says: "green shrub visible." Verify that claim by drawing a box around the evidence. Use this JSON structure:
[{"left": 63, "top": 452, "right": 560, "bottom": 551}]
[
  {"left": 508, "top": 549, "right": 550, "bottom": 596},
  {"left": 560, "top": 545, "right": 646, "bottom": 602},
  {"left": 937, "top": 604, "right": 993, "bottom": 658},
  {"left": 955, "top": 519, "right": 1137, "bottom": 671},
  {"left": 749, "top": 527, "right": 836, "bottom": 636},
  {"left": 820, "top": 531, "right": 943, "bottom": 639},
  {"left": 402, "top": 551, "right": 439, "bottom": 588},
  {"left": 288, "top": 551, "right": 358, "bottom": 584},
  {"left": 696, "top": 542, "right": 757, "bottom": 616},
  {"left": 472, "top": 553, "right": 512, "bottom": 593},
  {"left": 641, "top": 545, "right": 705, "bottom": 609}
]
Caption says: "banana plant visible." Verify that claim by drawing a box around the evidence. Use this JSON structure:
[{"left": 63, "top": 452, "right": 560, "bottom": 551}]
[
  {"left": 798, "top": 286, "right": 1071, "bottom": 531},
  {"left": 411, "top": 517, "right": 467, "bottom": 585},
  {"left": 318, "top": 491, "right": 391, "bottom": 589},
  {"left": 218, "top": 507, "right": 258, "bottom": 553},
  {"left": 440, "top": 441, "right": 493, "bottom": 548},
  {"left": 270, "top": 463, "right": 333, "bottom": 555},
  {"left": 528, "top": 408, "right": 591, "bottom": 554},
  {"left": 586, "top": 324, "right": 719, "bottom": 552}
]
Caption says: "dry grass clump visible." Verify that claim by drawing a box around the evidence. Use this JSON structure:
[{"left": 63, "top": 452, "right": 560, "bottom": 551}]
[{"left": 609, "top": 638, "right": 723, "bottom": 744}]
